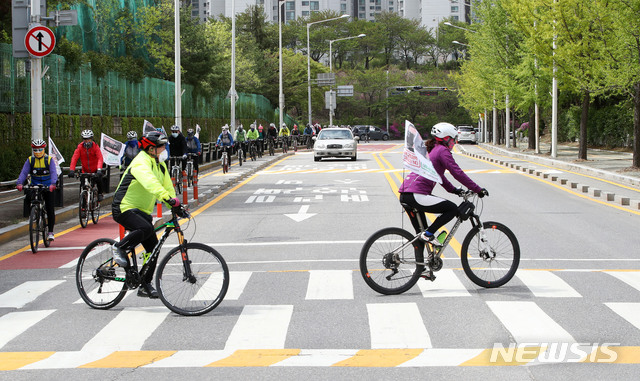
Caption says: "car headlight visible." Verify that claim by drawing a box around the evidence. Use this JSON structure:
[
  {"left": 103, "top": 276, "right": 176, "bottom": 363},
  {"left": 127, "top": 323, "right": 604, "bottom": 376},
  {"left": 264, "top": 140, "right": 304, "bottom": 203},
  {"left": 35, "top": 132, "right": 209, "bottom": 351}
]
[
  {"left": 315, "top": 143, "right": 326, "bottom": 149},
  {"left": 343, "top": 143, "right": 354, "bottom": 149}
]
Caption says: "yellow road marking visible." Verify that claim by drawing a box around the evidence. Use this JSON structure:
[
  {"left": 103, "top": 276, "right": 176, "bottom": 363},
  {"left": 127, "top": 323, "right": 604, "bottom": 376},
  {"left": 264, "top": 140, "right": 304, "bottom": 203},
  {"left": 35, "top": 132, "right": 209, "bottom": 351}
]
[
  {"left": 333, "top": 349, "right": 424, "bottom": 367},
  {"left": 206, "top": 349, "right": 301, "bottom": 367},
  {"left": 79, "top": 350, "right": 177, "bottom": 368},
  {"left": 0, "top": 351, "right": 55, "bottom": 371}
]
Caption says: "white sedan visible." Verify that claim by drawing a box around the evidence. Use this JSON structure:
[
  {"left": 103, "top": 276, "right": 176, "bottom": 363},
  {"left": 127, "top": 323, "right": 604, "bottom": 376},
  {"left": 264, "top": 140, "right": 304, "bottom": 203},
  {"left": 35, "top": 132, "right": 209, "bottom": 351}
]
[{"left": 313, "top": 128, "right": 358, "bottom": 161}]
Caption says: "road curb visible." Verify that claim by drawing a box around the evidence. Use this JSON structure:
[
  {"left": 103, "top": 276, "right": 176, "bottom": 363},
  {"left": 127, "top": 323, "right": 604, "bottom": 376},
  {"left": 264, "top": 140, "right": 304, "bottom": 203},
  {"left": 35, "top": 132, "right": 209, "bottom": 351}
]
[{"left": 458, "top": 145, "right": 640, "bottom": 211}]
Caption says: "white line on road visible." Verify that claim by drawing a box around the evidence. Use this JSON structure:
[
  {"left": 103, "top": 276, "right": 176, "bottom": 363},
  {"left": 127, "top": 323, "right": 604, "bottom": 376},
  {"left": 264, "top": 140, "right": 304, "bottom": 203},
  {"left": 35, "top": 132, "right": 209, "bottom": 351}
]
[
  {"left": 605, "top": 271, "right": 640, "bottom": 293},
  {"left": 224, "top": 271, "right": 252, "bottom": 300},
  {"left": 367, "top": 303, "right": 432, "bottom": 349},
  {"left": 0, "top": 309, "right": 55, "bottom": 349},
  {"left": 516, "top": 270, "right": 582, "bottom": 298},
  {"left": 225, "top": 305, "right": 293, "bottom": 350},
  {"left": 306, "top": 270, "right": 354, "bottom": 300},
  {"left": 605, "top": 303, "right": 640, "bottom": 331},
  {"left": 417, "top": 269, "right": 471, "bottom": 297},
  {"left": 0, "top": 280, "right": 65, "bottom": 308},
  {"left": 486, "top": 301, "right": 576, "bottom": 344}
]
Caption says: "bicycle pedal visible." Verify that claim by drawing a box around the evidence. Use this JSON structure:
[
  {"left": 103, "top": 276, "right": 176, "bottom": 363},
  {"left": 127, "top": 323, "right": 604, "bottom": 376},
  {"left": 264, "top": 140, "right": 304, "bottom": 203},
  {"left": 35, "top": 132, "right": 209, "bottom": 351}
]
[{"left": 421, "top": 272, "right": 436, "bottom": 282}]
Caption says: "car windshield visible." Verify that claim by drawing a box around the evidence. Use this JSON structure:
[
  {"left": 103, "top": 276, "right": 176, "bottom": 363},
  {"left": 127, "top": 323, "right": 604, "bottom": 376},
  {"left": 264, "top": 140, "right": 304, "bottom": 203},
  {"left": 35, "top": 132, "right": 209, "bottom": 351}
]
[
  {"left": 319, "top": 130, "right": 353, "bottom": 140},
  {"left": 459, "top": 127, "right": 474, "bottom": 132}
]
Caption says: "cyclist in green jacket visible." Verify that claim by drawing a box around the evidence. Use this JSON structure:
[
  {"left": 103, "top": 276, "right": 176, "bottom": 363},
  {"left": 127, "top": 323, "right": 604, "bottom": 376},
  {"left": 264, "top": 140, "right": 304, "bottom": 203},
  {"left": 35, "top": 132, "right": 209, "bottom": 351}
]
[
  {"left": 111, "top": 131, "right": 179, "bottom": 298},
  {"left": 247, "top": 123, "right": 259, "bottom": 158}
]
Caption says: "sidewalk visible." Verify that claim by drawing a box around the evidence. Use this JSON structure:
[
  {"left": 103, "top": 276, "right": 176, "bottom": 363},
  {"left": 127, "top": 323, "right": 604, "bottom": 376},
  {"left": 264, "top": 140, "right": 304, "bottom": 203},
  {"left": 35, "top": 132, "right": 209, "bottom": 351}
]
[{"left": 458, "top": 141, "right": 640, "bottom": 210}]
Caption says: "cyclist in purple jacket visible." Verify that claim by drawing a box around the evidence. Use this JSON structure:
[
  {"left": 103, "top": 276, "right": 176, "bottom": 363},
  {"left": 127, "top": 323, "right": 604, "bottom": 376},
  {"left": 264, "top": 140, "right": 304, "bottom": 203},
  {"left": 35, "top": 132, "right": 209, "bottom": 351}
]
[{"left": 398, "top": 122, "right": 489, "bottom": 247}]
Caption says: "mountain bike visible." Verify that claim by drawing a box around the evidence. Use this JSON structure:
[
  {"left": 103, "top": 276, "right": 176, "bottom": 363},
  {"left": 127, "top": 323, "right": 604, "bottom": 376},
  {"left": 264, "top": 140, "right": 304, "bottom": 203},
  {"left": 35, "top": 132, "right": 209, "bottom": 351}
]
[
  {"left": 257, "top": 139, "right": 263, "bottom": 158},
  {"left": 292, "top": 135, "right": 298, "bottom": 152},
  {"left": 281, "top": 136, "right": 288, "bottom": 154},
  {"left": 77, "top": 173, "right": 101, "bottom": 228},
  {"left": 236, "top": 142, "right": 244, "bottom": 166},
  {"left": 305, "top": 135, "right": 313, "bottom": 149},
  {"left": 218, "top": 145, "right": 230, "bottom": 173},
  {"left": 185, "top": 153, "right": 199, "bottom": 187},
  {"left": 169, "top": 157, "right": 184, "bottom": 195},
  {"left": 360, "top": 190, "right": 520, "bottom": 295},
  {"left": 76, "top": 205, "right": 230, "bottom": 316},
  {"left": 248, "top": 140, "right": 257, "bottom": 161},
  {"left": 268, "top": 137, "right": 275, "bottom": 156},
  {"left": 26, "top": 185, "right": 50, "bottom": 253}
]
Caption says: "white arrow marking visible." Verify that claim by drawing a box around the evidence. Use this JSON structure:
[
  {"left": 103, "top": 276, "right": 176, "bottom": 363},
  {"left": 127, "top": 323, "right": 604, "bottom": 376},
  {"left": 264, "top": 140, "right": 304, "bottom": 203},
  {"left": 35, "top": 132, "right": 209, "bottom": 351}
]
[{"left": 285, "top": 205, "right": 316, "bottom": 222}]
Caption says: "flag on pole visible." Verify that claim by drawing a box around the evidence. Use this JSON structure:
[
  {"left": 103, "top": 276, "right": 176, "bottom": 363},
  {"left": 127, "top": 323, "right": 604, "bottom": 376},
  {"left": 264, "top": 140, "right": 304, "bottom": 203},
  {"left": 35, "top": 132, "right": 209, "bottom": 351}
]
[
  {"left": 100, "top": 133, "right": 125, "bottom": 166},
  {"left": 143, "top": 120, "right": 156, "bottom": 136},
  {"left": 48, "top": 138, "right": 64, "bottom": 176},
  {"left": 402, "top": 120, "right": 442, "bottom": 183},
  {"left": 195, "top": 123, "right": 201, "bottom": 139}
]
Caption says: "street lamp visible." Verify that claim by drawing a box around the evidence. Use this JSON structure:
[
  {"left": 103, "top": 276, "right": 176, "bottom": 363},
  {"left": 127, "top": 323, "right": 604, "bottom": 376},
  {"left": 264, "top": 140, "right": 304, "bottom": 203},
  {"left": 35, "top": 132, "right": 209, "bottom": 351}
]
[
  {"left": 328, "top": 33, "right": 365, "bottom": 126},
  {"left": 443, "top": 21, "right": 477, "bottom": 33},
  {"left": 452, "top": 40, "right": 469, "bottom": 47},
  {"left": 306, "top": 14, "right": 349, "bottom": 127},
  {"left": 278, "top": 0, "right": 285, "bottom": 129}
]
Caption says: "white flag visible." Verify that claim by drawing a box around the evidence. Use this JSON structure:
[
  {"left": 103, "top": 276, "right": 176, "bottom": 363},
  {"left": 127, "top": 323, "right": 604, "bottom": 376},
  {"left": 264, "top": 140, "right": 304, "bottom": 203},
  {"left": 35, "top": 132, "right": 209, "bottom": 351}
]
[
  {"left": 402, "top": 120, "right": 442, "bottom": 183},
  {"left": 100, "top": 133, "right": 125, "bottom": 167},
  {"left": 143, "top": 119, "right": 156, "bottom": 135},
  {"left": 48, "top": 138, "right": 64, "bottom": 176}
]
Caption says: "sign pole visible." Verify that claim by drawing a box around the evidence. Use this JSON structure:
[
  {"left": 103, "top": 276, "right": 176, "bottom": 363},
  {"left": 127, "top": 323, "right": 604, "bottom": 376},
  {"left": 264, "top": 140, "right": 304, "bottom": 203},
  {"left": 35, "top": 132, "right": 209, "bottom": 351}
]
[{"left": 30, "top": 0, "right": 43, "bottom": 141}]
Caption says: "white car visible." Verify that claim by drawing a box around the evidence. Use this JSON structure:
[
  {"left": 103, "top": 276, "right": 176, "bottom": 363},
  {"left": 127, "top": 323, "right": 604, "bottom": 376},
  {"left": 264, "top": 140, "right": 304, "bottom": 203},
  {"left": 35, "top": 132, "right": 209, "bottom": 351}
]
[{"left": 313, "top": 128, "right": 358, "bottom": 161}]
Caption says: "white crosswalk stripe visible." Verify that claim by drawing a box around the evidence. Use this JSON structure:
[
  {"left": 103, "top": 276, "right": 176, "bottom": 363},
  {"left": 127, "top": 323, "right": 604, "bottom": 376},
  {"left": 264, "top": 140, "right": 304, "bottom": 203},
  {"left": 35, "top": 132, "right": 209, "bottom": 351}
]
[
  {"left": 306, "top": 270, "right": 354, "bottom": 300},
  {"left": 487, "top": 301, "right": 576, "bottom": 344},
  {"left": 367, "top": 303, "right": 432, "bottom": 348},
  {"left": 605, "top": 271, "right": 640, "bottom": 293},
  {"left": 0, "top": 280, "right": 65, "bottom": 308},
  {"left": 225, "top": 271, "right": 252, "bottom": 300},
  {"left": 418, "top": 269, "right": 471, "bottom": 297},
  {"left": 516, "top": 270, "right": 581, "bottom": 297},
  {"left": 0, "top": 309, "right": 55, "bottom": 349},
  {"left": 225, "top": 305, "right": 293, "bottom": 350},
  {"left": 605, "top": 302, "right": 640, "bottom": 331}
]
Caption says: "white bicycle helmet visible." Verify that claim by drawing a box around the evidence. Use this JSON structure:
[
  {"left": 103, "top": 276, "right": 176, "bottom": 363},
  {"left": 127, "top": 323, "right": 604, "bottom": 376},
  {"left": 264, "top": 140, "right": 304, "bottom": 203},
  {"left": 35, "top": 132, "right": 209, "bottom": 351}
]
[
  {"left": 81, "top": 129, "right": 94, "bottom": 139},
  {"left": 31, "top": 139, "right": 47, "bottom": 149},
  {"left": 222, "top": 125, "right": 229, "bottom": 131},
  {"left": 127, "top": 131, "right": 137, "bottom": 139},
  {"left": 431, "top": 122, "right": 457, "bottom": 139},
  {"left": 170, "top": 125, "right": 180, "bottom": 132}
]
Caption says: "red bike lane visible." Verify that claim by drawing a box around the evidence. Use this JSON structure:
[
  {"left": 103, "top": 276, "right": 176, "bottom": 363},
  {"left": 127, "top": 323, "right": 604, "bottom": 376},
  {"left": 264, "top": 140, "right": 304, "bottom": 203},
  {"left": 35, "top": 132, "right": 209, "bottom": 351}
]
[{"left": 0, "top": 216, "right": 121, "bottom": 270}]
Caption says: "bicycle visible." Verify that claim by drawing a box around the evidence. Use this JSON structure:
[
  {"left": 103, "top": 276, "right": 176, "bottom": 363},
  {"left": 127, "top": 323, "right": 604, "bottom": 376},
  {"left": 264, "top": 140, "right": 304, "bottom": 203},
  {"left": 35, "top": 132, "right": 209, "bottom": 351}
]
[
  {"left": 248, "top": 140, "right": 257, "bottom": 161},
  {"left": 76, "top": 205, "right": 230, "bottom": 316},
  {"left": 292, "top": 135, "right": 298, "bottom": 152},
  {"left": 257, "top": 139, "right": 264, "bottom": 158},
  {"left": 218, "top": 145, "right": 230, "bottom": 174},
  {"left": 77, "top": 173, "right": 101, "bottom": 228},
  {"left": 169, "top": 157, "right": 183, "bottom": 195},
  {"left": 185, "top": 153, "right": 199, "bottom": 187},
  {"left": 305, "top": 135, "right": 313, "bottom": 150},
  {"left": 25, "top": 185, "right": 51, "bottom": 253},
  {"left": 281, "top": 136, "right": 288, "bottom": 154},
  {"left": 359, "top": 190, "right": 520, "bottom": 295},
  {"left": 236, "top": 142, "right": 244, "bottom": 166},
  {"left": 268, "top": 137, "right": 275, "bottom": 156}
]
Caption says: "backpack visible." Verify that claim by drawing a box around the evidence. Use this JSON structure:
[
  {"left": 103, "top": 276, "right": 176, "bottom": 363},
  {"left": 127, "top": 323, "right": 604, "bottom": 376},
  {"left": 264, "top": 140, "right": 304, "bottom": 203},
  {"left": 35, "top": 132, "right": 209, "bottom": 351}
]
[{"left": 29, "top": 155, "right": 52, "bottom": 177}]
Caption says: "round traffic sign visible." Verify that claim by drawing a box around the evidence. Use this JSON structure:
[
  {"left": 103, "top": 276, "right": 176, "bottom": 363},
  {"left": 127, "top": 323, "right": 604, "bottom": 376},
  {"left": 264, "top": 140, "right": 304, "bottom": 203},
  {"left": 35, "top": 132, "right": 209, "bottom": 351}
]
[{"left": 24, "top": 25, "right": 56, "bottom": 58}]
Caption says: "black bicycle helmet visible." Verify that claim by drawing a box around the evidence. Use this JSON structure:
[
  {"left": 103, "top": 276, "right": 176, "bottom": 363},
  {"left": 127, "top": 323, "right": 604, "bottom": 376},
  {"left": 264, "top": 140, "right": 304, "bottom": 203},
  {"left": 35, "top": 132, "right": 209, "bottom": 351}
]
[{"left": 139, "top": 131, "right": 168, "bottom": 150}]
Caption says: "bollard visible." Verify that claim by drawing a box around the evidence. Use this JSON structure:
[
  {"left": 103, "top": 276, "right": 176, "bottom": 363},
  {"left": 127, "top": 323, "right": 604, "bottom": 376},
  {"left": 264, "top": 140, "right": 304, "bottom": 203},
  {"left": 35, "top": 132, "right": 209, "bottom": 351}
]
[
  {"left": 157, "top": 200, "right": 162, "bottom": 218},
  {"left": 193, "top": 170, "right": 198, "bottom": 200},
  {"left": 182, "top": 170, "right": 188, "bottom": 205},
  {"left": 119, "top": 224, "right": 125, "bottom": 240}
]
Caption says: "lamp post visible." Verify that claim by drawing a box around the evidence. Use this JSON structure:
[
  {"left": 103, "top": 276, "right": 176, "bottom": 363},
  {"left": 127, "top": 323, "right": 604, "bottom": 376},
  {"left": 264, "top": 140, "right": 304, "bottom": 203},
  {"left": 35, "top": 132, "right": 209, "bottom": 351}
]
[
  {"left": 328, "top": 33, "right": 365, "bottom": 126},
  {"left": 306, "top": 14, "right": 349, "bottom": 127},
  {"left": 278, "top": 0, "right": 285, "bottom": 129},
  {"left": 444, "top": 21, "right": 477, "bottom": 33}
]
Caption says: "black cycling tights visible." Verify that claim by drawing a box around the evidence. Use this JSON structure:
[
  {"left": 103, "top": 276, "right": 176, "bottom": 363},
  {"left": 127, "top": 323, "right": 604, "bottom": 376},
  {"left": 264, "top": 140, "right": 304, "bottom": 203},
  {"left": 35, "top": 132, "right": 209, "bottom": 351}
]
[
  {"left": 399, "top": 192, "right": 458, "bottom": 234},
  {"left": 113, "top": 209, "right": 158, "bottom": 284}
]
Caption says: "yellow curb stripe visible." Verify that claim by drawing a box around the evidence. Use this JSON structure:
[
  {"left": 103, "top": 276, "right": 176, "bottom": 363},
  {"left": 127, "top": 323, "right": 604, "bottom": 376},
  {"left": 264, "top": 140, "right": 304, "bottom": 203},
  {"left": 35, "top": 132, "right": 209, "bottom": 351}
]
[
  {"left": 332, "top": 349, "right": 424, "bottom": 367},
  {"left": 0, "top": 351, "right": 55, "bottom": 370},
  {"left": 206, "top": 349, "right": 301, "bottom": 367},
  {"left": 78, "top": 350, "right": 177, "bottom": 368},
  {"left": 460, "top": 347, "right": 546, "bottom": 366}
]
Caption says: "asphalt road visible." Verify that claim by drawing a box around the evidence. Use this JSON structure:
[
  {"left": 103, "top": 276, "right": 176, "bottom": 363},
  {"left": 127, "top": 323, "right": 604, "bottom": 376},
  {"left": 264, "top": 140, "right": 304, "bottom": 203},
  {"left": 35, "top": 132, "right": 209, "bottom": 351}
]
[{"left": 1, "top": 143, "right": 640, "bottom": 379}]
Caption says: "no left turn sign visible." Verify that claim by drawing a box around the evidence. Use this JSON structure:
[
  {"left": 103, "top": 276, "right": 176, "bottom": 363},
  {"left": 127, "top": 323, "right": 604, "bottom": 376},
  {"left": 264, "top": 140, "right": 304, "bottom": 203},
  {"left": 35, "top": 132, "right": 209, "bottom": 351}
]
[{"left": 24, "top": 25, "right": 56, "bottom": 58}]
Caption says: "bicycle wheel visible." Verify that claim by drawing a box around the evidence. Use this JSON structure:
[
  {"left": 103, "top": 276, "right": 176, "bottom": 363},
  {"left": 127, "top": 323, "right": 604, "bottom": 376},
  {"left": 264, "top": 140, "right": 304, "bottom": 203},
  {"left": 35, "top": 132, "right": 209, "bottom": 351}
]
[
  {"left": 156, "top": 243, "right": 229, "bottom": 316},
  {"left": 293, "top": 138, "right": 298, "bottom": 152},
  {"left": 359, "top": 227, "right": 425, "bottom": 295},
  {"left": 222, "top": 155, "right": 228, "bottom": 173},
  {"left": 238, "top": 149, "right": 243, "bottom": 166},
  {"left": 460, "top": 221, "right": 520, "bottom": 288},
  {"left": 76, "top": 238, "right": 128, "bottom": 309},
  {"left": 29, "top": 205, "right": 40, "bottom": 253},
  {"left": 41, "top": 207, "right": 50, "bottom": 248},
  {"left": 269, "top": 141, "right": 275, "bottom": 156},
  {"left": 91, "top": 188, "right": 100, "bottom": 224},
  {"left": 79, "top": 189, "right": 89, "bottom": 228},
  {"left": 282, "top": 140, "right": 288, "bottom": 153}
]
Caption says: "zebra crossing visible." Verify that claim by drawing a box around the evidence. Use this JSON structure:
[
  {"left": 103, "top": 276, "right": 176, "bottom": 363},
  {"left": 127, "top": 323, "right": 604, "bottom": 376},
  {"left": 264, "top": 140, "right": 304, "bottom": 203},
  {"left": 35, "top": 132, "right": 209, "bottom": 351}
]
[{"left": 1, "top": 269, "right": 640, "bottom": 369}]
